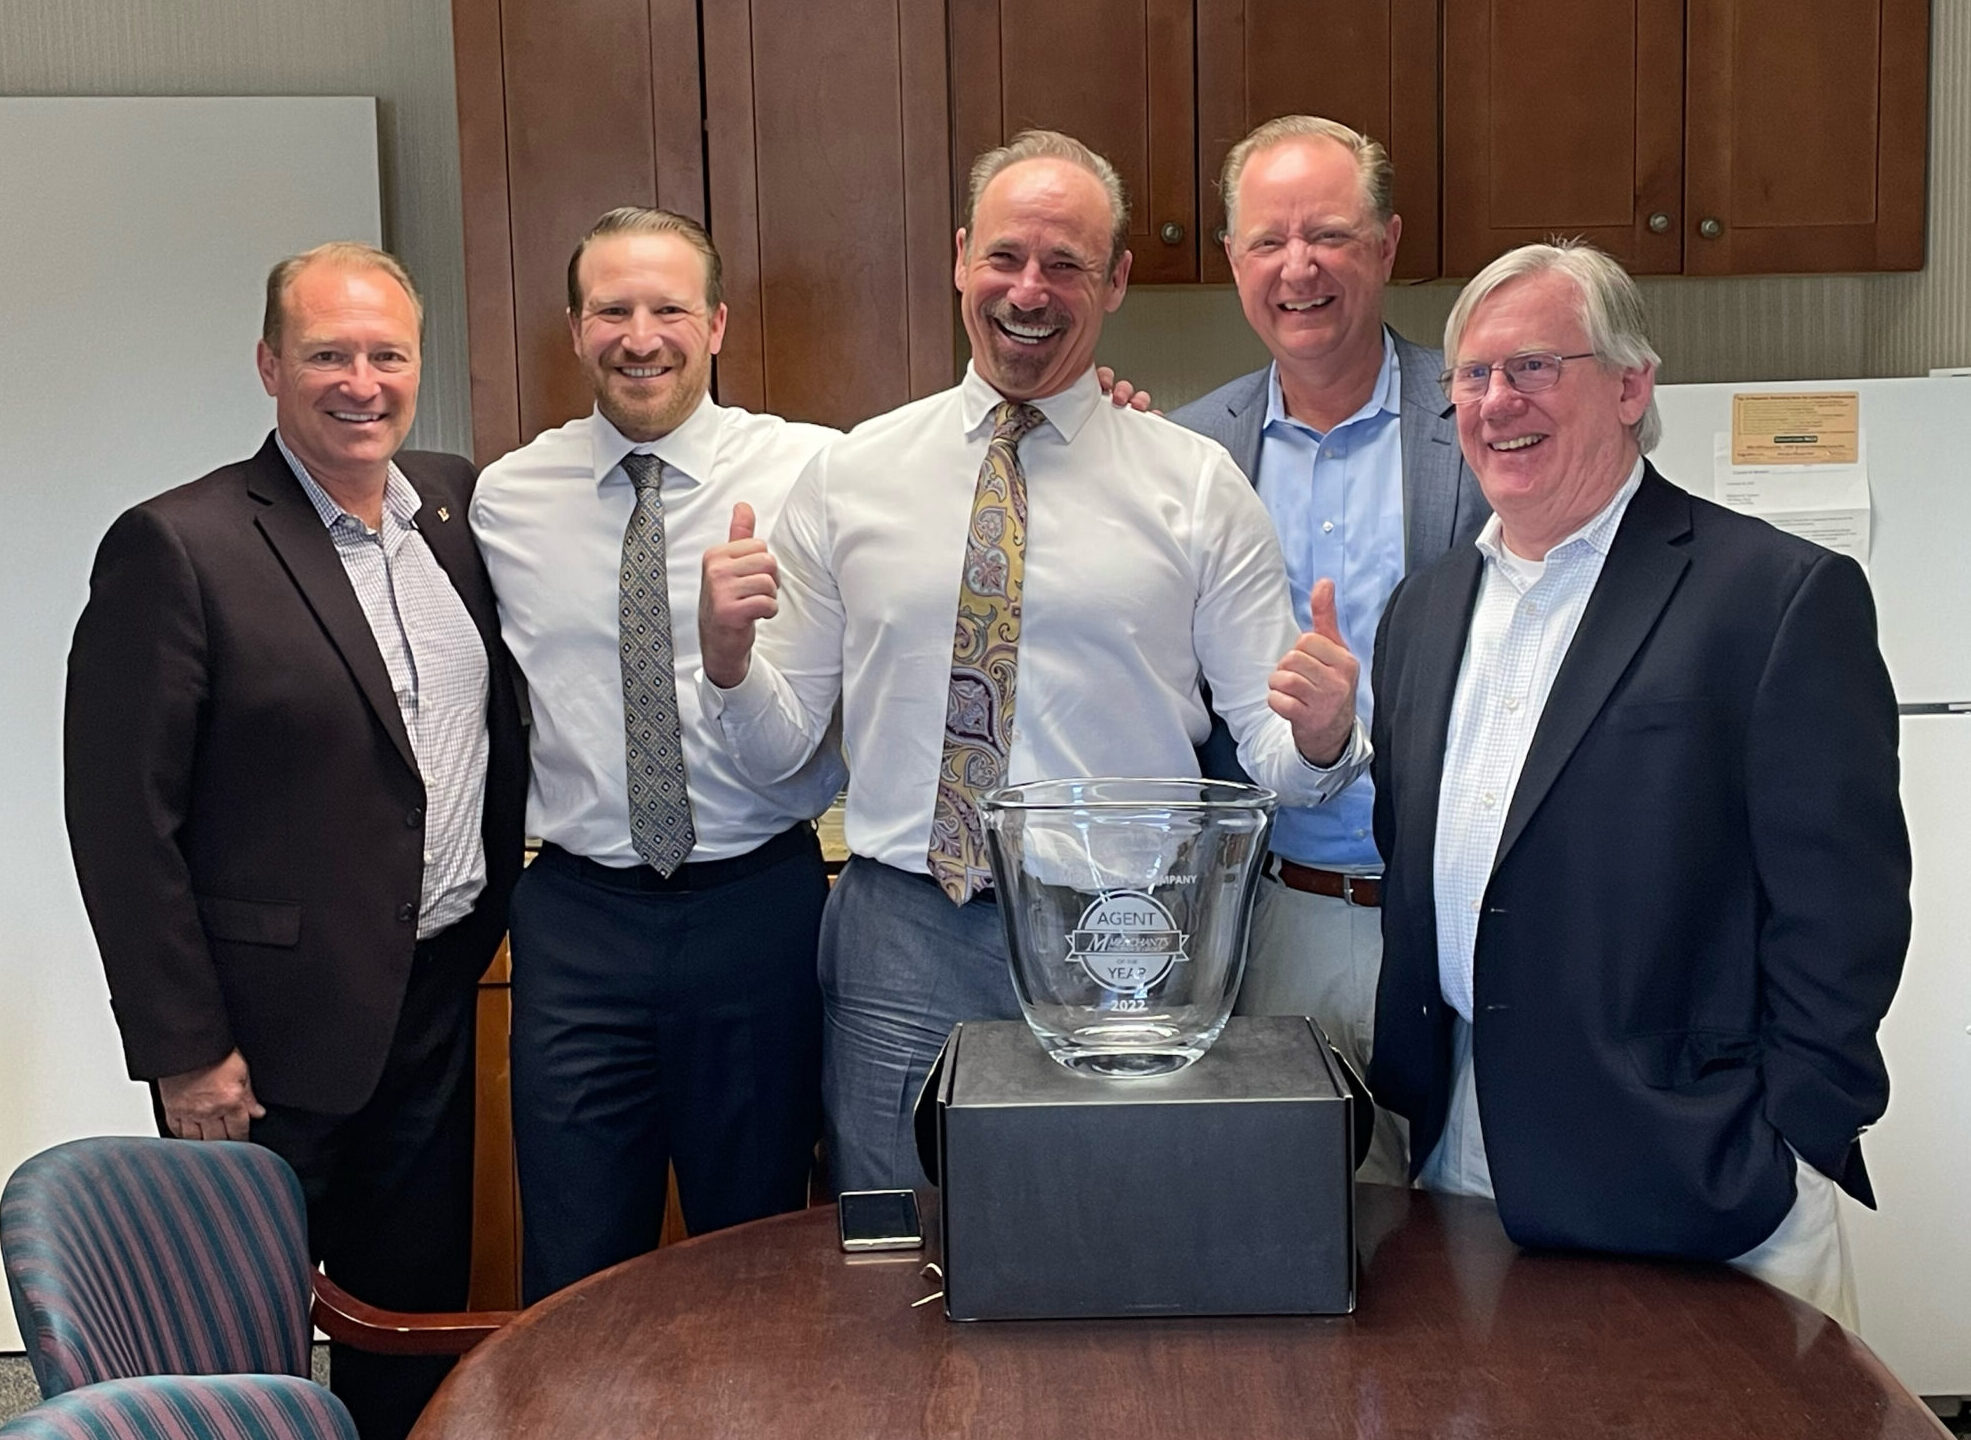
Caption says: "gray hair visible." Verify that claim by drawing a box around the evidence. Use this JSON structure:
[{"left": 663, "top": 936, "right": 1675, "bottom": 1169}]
[
  {"left": 1444, "top": 239, "right": 1662, "bottom": 454},
  {"left": 567, "top": 206, "right": 723, "bottom": 314},
  {"left": 1219, "top": 116, "right": 1394, "bottom": 235},
  {"left": 963, "top": 129, "right": 1130, "bottom": 277},
  {"left": 263, "top": 242, "right": 423, "bottom": 350}
]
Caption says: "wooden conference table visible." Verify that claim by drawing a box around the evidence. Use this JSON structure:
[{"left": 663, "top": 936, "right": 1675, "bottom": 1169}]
[{"left": 411, "top": 1185, "right": 1946, "bottom": 1439}]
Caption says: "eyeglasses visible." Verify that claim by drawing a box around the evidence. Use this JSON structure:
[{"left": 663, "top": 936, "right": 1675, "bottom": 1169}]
[{"left": 1439, "top": 352, "right": 1596, "bottom": 405}]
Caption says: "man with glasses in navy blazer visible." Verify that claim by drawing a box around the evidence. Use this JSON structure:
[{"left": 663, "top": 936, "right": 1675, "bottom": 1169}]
[{"left": 1369, "top": 240, "right": 1908, "bottom": 1326}]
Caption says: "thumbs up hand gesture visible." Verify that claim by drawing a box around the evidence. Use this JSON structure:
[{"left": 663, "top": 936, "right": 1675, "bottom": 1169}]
[
  {"left": 699, "top": 502, "right": 777, "bottom": 688},
  {"left": 1268, "top": 578, "right": 1360, "bottom": 767}
]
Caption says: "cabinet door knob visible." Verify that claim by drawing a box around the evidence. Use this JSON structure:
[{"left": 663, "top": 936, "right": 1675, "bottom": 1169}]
[
  {"left": 1213, "top": 225, "right": 1230, "bottom": 246},
  {"left": 1160, "top": 221, "right": 1186, "bottom": 245},
  {"left": 1698, "top": 217, "right": 1723, "bottom": 239},
  {"left": 1647, "top": 211, "right": 1671, "bottom": 234}
]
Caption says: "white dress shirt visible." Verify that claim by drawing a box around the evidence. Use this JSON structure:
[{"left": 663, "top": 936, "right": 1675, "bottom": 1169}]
[
  {"left": 471, "top": 396, "right": 847, "bottom": 865},
  {"left": 277, "top": 432, "right": 488, "bottom": 938},
  {"left": 1433, "top": 460, "right": 1642, "bottom": 1021},
  {"left": 704, "top": 364, "right": 1367, "bottom": 875}
]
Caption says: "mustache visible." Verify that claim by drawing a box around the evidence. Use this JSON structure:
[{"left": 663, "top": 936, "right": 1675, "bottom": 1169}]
[
  {"left": 604, "top": 342, "right": 690, "bottom": 369},
  {"left": 984, "top": 297, "right": 1070, "bottom": 332}
]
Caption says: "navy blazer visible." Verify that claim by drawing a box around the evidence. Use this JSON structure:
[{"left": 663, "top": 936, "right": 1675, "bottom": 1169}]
[
  {"left": 1368, "top": 464, "right": 1909, "bottom": 1260},
  {"left": 65, "top": 435, "right": 528, "bottom": 1115}
]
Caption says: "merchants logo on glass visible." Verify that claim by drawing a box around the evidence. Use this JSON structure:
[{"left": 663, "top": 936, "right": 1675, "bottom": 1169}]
[{"left": 1067, "top": 890, "right": 1189, "bottom": 992}]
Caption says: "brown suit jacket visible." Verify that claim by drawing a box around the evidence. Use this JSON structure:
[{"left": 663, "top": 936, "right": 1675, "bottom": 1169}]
[{"left": 65, "top": 434, "right": 527, "bottom": 1115}]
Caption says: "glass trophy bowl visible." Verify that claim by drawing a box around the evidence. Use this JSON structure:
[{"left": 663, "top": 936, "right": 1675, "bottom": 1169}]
[{"left": 979, "top": 777, "right": 1277, "bottom": 1078}]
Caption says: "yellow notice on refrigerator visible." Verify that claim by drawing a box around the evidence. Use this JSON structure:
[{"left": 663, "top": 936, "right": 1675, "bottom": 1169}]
[{"left": 1730, "top": 391, "right": 1861, "bottom": 465}]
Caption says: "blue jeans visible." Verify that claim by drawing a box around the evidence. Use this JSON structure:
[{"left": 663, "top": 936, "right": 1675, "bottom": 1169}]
[{"left": 819, "top": 858, "right": 1022, "bottom": 1192}]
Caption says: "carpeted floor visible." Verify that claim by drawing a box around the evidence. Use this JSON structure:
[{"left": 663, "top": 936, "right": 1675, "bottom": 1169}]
[{"left": 0, "top": 1353, "right": 40, "bottom": 1421}]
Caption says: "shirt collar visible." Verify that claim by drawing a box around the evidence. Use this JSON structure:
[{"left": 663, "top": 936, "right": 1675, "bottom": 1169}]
[
  {"left": 1474, "top": 456, "right": 1646, "bottom": 566},
  {"left": 275, "top": 429, "right": 418, "bottom": 531},
  {"left": 959, "top": 361, "right": 1101, "bottom": 445},
  {"left": 588, "top": 390, "right": 722, "bottom": 489},
  {"left": 1263, "top": 328, "right": 1400, "bottom": 439}
]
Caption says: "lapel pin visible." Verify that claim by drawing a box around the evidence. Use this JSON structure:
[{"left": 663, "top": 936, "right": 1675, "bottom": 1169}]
[{"left": 436, "top": 506, "right": 450, "bottom": 522}]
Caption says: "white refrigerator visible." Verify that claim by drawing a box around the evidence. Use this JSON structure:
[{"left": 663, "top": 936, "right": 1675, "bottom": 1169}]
[{"left": 1655, "top": 377, "right": 1971, "bottom": 1397}]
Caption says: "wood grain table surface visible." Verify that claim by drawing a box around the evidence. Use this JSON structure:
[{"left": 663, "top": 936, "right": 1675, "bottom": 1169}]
[{"left": 412, "top": 1184, "right": 1947, "bottom": 1439}]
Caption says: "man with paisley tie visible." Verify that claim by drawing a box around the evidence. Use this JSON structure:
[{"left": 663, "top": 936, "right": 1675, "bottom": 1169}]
[
  {"left": 470, "top": 208, "right": 845, "bottom": 1302},
  {"left": 699, "top": 132, "right": 1366, "bottom": 1192}
]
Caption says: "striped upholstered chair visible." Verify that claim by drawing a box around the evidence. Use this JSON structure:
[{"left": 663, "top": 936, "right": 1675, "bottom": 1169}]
[
  {"left": 1, "top": 1137, "right": 510, "bottom": 1405},
  {"left": 1, "top": 1138, "right": 313, "bottom": 1399},
  {"left": 0, "top": 1374, "right": 358, "bottom": 1440}
]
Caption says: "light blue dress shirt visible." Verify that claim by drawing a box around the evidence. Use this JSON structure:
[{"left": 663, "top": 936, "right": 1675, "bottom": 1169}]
[{"left": 1256, "top": 331, "right": 1404, "bottom": 869}]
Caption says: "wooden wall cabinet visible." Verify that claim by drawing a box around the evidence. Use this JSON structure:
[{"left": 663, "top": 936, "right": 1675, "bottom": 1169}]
[
  {"left": 1196, "top": 0, "right": 1440, "bottom": 282},
  {"left": 457, "top": 0, "right": 1929, "bottom": 456},
  {"left": 950, "top": 0, "right": 1441, "bottom": 285},
  {"left": 949, "top": 0, "right": 1198, "bottom": 282},
  {"left": 704, "top": 0, "right": 955, "bottom": 427},
  {"left": 454, "top": 0, "right": 953, "bottom": 456},
  {"left": 1444, "top": 0, "right": 1929, "bottom": 278},
  {"left": 1682, "top": 0, "right": 1928, "bottom": 275}
]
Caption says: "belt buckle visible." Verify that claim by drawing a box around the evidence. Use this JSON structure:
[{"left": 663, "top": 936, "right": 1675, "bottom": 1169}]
[{"left": 1340, "top": 873, "right": 1381, "bottom": 907}]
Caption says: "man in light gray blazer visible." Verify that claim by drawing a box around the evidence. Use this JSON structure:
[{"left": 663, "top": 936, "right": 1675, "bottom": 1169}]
[{"left": 1171, "top": 117, "right": 1487, "bottom": 1184}]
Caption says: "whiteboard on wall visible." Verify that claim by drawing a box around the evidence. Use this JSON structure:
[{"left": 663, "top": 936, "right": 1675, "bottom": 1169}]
[{"left": 0, "top": 96, "right": 381, "bottom": 1351}]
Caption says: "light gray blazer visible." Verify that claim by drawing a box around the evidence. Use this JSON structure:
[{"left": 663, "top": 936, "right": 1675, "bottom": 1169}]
[{"left": 1168, "top": 329, "right": 1489, "bottom": 572}]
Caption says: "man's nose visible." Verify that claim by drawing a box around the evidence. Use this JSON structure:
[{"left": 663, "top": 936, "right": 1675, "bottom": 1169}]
[
  {"left": 1477, "top": 366, "right": 1525, "bottom": 416},
  {"left": 341, "top": 357, "right": 382, "bottom": 395},
  {"left": 1282, "top": 237, "right": 1321, "bottom": 279},
  {"left": 622, "top": 308, "right": 664, "bottom": 352},
  {"left": 1005, "top": 258, "right": 1050, "bottom": 310}
]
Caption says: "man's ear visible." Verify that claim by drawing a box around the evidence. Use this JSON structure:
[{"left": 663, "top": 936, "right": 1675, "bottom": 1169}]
[
  {"left": 567, "top": 307, "right": 582, "bottom": 360},
  {"left": 255, "top": 339, "right": 280, "bottom": 398},
  {"left": 953, "top": 228, "right": 969, "bottom": 293},
  {"left": 1619, "top": 361, "right": 1658, "bottom": 427},
  {"left": 1103, "top": 248, "right": 1133, "bottom": 313},
  {"left": 1378, "top": 213, "right": 1403, "bottom": 280},
  {"left": 707, "top": 302, "right": 729, "bottom": 357}
]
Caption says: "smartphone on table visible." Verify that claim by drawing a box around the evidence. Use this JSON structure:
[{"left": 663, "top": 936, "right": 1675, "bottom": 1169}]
[{"left": 837, "top": 1189, "right": 923, "bottom": 1252}]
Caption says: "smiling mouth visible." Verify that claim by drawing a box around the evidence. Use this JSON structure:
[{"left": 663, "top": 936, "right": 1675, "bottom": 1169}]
[
  {"left": 617, "top": 364, "right": 674, "bottom": 380},
  {"left": 329, "top": 411, "right": 387, "bottom": 425},
  {"left": 1489, "top": 434, "right": 1546, "bottom": 451},
  {"left": 993, "top": 315, "right": 1062, "bottom": 346},
  {"left": 1278, "top": 298, "right": 1334, "bottom": 312}
]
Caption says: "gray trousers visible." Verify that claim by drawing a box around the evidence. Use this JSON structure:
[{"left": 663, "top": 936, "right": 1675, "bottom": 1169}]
[
  {"left": 1235, "top": 873, "right": 1410, "bottom": 1186},
  {"left": 819, "top": 857, "right": 1023, "bottom": 1193}
]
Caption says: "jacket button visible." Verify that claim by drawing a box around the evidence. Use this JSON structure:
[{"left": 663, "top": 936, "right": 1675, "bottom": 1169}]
[
  {"left": 405, "top": 806, "right": 424, "bottom": 828},
  {"left": 397, "top": 902, "right": 416, "bottom": 923}
]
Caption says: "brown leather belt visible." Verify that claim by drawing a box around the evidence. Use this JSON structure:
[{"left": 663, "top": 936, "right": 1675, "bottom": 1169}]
[{"left": 1274, "top": 860, "right": 1382, "bottom": 908}]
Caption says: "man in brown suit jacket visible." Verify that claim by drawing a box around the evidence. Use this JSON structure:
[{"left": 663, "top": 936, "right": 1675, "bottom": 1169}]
[{"left": 63, "top": 243, "right": 526, "bottom": 1440}]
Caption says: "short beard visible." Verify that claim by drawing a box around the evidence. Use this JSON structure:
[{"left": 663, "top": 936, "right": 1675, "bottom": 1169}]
[{"left": 593, "top": 360, "right": 708, "bottom": 443}]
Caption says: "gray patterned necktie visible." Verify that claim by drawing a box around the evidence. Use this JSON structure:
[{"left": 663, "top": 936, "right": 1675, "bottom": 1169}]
[{"left": 619, "top": 451, "right": 696, "bottom": 874}]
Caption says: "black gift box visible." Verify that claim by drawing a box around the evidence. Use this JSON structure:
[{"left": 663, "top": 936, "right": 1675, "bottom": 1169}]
[{"left": 916, "top": 1015, "right": 1357, "bottom": 1320}]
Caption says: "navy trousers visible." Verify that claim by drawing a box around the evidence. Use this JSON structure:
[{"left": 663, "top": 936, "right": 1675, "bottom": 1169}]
[
  {"left": 508, "top": 827, "right": 826, "bottom": 1303},
  {"left": 156, "top": 924, "right": 482, "bottom": 1440}
]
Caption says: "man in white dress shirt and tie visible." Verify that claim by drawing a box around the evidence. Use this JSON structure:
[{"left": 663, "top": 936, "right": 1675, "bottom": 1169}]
[
  {"left": 699, "top": 131, "right": 1368, "bottom": 1192},
  {"left": 471, "top": 208, "right": 845, "bottom": 1302}
]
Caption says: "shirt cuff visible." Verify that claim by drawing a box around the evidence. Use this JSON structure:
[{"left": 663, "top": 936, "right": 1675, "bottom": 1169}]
[
  {"left": 1298, "top": 715, "right": 1369, "bottom": 775},
  {"left": 698, "top": 659, "right": 777, "bottom": 725}
]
